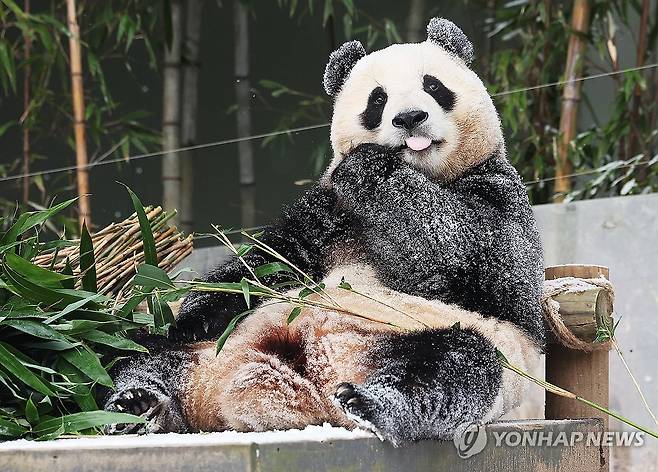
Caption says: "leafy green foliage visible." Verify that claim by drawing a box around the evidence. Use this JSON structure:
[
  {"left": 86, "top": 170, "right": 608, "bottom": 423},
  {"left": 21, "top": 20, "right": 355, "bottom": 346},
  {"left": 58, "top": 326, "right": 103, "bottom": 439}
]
[
  {"left": 0, "top": 1, "right": 162, "bottom": 223},
  {"left": 0, "top": 187, "right": 183, "bottom": 440}
]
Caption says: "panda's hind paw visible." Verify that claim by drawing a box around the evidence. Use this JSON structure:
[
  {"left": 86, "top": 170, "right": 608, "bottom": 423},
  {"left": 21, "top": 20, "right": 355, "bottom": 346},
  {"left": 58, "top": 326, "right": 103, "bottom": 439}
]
[{"left": 333, "top": 383, "right": 386, "bottom": 441}]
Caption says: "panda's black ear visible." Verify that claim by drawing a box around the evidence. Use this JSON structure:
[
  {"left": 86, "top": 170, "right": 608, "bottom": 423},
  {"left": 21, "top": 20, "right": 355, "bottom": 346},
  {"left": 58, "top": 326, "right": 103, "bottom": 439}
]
[
  {"left": 323, "top": 40, "right": 366, "bottom": 97},
  {"left": 426, "top": 18, "right": 474, "bottom": 66}
]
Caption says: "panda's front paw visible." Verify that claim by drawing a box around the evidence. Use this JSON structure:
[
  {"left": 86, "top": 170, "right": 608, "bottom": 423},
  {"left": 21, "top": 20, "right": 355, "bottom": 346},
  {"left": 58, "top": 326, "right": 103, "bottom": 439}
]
[
  {"left": 169, "top": 291, "right": 224, "bottom": 342},
  {"left": 331, "top": 144, "right": 400, "bottom": 200}
]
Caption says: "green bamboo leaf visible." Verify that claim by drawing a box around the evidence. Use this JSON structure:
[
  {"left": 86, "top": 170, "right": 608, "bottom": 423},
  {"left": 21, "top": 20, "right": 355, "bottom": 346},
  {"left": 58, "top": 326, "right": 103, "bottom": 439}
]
[
  {"left": 81, "top": 330, "right": 148, "bottom": 352},
  {"left": 4, "top": 252, "right": 73, "bottom": 287},
  {"left": 134, "top": 264, "right": 175, "bottom": 290},
  {"left": 117, "top": 293, "right": 148, "bottom": 319},
  {"left": 150, "top": 295, "right": 175, "bottom": 329},
  {"left": 79, "top": 222, "right": 97, "bottom": 292},
  {"left": 0, "top": 40, "right": 16, "bottom": 93},
  {"left": 1, "top": 198, "right": 76, "bottom": 246},
  {"left": 62, "top": 258, "right": 74, "bottom": 289},
  {"left": 236, "top": 244, "right": 253, "bottom": 257},
  {"left": 34, "top": 411, "right": 145, "bottom": 437},
  {"left": 25, "top": 396, "right": 39, "bottom": 425},
  {"left": 0, "top": 416, "right": 27, "bottom": 438},
  {"left": 0, "top": 0, "right": 24, "bottom": 17},
  {"left": 254, "top": 262, "right": 294, "bottom": 278},
  {"left": 338, "top": 277, "right": 352, "bottom": 290},
  {"left": 240, "top": 278, "right": 251, "bottom": 308},
  {"left": 121, "top": 184, "right": 157, "bottom": 265},
  {"left": 287, "top": 306, "right": 302, "bottom": 324},
  {"left": 216, "top": 309, "right": 254, "bottom": 354},
  {"left": 43, "top": 293, "right": 104, "bottom": 324},
  {"left": 61, "top": 347, "right": 113, "bottom": 388},
  {"left": 56, "top": 358, "right": 99, "bottom": 412},
  {"left": 1, "top": 319, "right": 74, "bottom": 347},
  {"left": 2, "top": 260, "right": 102, "bottom": 309},
  {"left": 0, "top": 343, "right": 54, "bottom": 396}
]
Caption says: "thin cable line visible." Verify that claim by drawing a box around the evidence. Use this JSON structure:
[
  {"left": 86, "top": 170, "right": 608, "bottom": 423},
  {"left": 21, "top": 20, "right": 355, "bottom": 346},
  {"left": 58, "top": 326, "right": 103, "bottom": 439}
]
[
  {"left": 1, "top": 62, "right": 656, "bottom": 184},
  {"left": 490, "top": 63, "right": 658, "bottom": 97},
  {"left": 0, "top": 123, "right": 330, "bottom": 183}
]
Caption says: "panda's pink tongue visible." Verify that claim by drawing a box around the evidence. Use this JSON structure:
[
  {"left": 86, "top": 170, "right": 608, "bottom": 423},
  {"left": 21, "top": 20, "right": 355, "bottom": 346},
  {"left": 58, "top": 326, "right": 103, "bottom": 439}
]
[{"left": 405, "top": 136, "right": 432, "bottom": 151}]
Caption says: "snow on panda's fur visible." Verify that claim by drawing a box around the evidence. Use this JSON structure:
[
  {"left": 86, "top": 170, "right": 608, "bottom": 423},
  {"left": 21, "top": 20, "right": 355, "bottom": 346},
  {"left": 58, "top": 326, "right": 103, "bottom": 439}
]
[{"left": 103, "top": 18, "right": 544, "bottom": 445}]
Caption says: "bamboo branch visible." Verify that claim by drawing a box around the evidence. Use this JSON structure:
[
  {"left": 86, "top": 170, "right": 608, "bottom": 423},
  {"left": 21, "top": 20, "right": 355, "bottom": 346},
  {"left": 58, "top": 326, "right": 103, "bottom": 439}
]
[
  {"left": 499, "top": 351, "right": 658, "bottom": 439},
  {"left": 65, "top": 0, "right": 91, "bottom": 227}
]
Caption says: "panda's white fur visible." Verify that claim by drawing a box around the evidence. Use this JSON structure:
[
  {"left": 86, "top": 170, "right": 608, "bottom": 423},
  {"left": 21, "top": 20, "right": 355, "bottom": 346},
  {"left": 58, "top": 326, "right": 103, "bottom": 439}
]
[{"left": 324, "top": 41, "right": 504, "bottom": 184}]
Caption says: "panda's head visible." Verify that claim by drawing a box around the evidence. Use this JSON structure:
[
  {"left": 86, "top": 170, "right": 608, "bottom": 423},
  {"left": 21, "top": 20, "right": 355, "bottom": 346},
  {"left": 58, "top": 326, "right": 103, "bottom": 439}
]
[{"left": 322, "top": 18, "right": 504, "bottom": 183}]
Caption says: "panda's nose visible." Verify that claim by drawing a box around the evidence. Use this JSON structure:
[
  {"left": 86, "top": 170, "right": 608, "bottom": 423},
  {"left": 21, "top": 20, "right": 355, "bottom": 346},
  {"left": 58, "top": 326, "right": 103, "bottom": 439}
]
[{"left": 392, "top": 110, "right": 428, "bottom": 130}]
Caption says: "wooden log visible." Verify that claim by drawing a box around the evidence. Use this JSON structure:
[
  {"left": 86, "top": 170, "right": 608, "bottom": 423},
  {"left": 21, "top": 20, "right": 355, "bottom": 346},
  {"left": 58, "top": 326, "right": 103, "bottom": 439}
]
[
  {"left": 544, "top": 264, "right": 610, "bottom": 471},
  {"left": 547, "top": 279, "right": 613, "bottom": 343}
]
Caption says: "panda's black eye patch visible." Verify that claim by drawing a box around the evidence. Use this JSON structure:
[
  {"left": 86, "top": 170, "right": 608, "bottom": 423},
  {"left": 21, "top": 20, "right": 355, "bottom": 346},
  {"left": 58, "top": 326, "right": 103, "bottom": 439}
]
[
  {"left": 360, "top": 86, "right": 387, "bottom": 130},
  {"left": 423, "top": 75, "right": 456, "bottom": 111}
]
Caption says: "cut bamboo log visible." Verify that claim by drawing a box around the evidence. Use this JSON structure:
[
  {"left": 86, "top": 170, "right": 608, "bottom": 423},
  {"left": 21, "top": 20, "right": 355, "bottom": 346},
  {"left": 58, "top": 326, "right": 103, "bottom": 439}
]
[
  {"left": 36, "top": 207, "right": 192, "bottom": 301},
  {"left": 554, "top": 0, "right": 591, "bottom": 202},
  {"left": 65, "top": 0, "right": 91, "bottom": 226},
  {"left": 544, "top": 264, "right": 611, "bottom": 460}
]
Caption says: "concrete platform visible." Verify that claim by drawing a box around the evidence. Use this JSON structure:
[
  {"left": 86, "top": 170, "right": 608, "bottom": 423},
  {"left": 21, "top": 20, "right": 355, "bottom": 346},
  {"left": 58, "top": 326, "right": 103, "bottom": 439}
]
[{"left": 0, "top": 419, "right": 605, "bottom": 472}]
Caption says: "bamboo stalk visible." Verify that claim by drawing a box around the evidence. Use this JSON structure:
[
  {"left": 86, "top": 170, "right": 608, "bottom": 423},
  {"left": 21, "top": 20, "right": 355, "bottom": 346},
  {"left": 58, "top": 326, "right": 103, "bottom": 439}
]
[
  {"left": 234, "top": 0, "right": 254, "bottom": 187},
  {"left": 162, "top": 0, "right": 183, "bottom": 223},
  {"left": 180, "top": 0, "right": 202, "bottom": 235},
  {"left": 405, "top": 0, "right": 426, "bottom": 42},
  {"left": 629, "top": 0, "right": 651, "bottom": 182},
  {"left": 21, "top": 0, "right": 31, "bottom": 206},
  {"left": 65, "top": 0, "right": 91, "bottom": 226},
  {"left": 554, "top": 0, "right": 591, "bottom": 202}
]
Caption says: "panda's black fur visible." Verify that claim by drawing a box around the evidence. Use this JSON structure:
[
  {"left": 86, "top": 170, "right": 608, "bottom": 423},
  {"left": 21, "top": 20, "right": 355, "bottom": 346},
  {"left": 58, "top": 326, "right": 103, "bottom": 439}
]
[{"left": 105, "top": 18, "right": 545, "bottom": 445}]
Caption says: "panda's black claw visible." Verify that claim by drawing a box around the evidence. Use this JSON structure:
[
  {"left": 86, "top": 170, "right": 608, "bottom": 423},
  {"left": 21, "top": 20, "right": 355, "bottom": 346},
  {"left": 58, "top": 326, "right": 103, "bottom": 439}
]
[
  {"left": 335, "top": 382, "right": 356, "bottom": 400},
  {"left": 333, "top": 383, "right": 376, "bottom": 420}
]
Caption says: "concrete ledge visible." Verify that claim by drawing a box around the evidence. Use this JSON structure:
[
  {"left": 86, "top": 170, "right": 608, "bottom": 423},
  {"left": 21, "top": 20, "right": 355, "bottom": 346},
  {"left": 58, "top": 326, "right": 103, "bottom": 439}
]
[{"left": 0, "top": 419, "right": 605, "bottom": 472}]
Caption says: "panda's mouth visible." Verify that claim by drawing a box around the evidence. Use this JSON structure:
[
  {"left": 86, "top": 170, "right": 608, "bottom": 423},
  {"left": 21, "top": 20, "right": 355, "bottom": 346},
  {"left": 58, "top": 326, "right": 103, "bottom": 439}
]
[{"left": 403, "top": 136, "right": 443, "bottom": 152}]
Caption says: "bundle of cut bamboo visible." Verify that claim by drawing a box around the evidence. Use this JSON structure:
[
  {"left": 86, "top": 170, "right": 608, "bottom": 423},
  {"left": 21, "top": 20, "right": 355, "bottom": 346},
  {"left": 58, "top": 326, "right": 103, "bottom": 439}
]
[{"left": 33, "top": 207, "right": 193, "bottom": 300}]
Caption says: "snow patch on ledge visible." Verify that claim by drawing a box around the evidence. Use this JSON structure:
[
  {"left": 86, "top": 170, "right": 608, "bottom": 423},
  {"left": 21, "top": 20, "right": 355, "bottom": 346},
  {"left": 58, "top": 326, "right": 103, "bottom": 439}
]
[{"left": 0, "top": 424, "right": 374, "bottom": 451}]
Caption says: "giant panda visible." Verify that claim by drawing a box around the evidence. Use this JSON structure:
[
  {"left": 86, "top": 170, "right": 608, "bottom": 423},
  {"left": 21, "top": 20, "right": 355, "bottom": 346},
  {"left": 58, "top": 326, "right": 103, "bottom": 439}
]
[{"left": 104, "top": 18, "right": 545, "bottom": 445}]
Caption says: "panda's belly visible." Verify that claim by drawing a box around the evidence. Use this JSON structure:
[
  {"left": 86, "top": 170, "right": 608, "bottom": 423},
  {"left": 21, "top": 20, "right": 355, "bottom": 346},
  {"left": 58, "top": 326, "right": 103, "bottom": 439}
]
[{"left": 181, "top": 263, "right": 540, "bottom": 431}]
